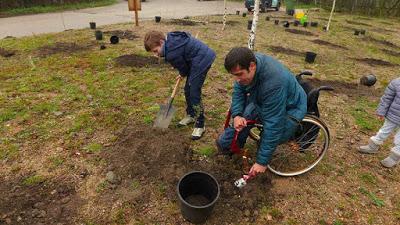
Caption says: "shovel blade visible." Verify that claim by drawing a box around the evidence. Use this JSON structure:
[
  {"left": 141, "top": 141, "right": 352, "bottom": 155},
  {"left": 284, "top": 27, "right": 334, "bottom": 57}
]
[{"left": 153, "top": 104, "right": 176, "bottom": 128}]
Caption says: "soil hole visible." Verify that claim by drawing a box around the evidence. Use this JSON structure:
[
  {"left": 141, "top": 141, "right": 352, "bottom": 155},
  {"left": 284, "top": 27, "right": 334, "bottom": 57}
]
[
  {"left": 285, "top": 29, "right": 316, "bottom": 36},
  {"left": 267, "top": 45, "right": 304, "bottom": 56},
  {"left": 0, "top": 47, "right": 15, "bottom": 57},
  {"left": 35, "top": 42, "right": 94, "bottom": 57},
  {"left": 114, "top": 54, "right": 161, "bottom": 67},
  {"left": 310, "top": 39, "right": 348, "bottom": 50},
  {"left": 351, "top": 57, "right": 398, "bottom": 67}
]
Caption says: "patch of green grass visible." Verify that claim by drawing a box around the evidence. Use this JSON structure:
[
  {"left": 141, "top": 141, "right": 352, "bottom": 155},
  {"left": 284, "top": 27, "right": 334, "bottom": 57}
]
[
  {"left": 143, "top": 115, "right": 153, "bottom": 124},
  {"left": 333, "top": 220, "right": 344, "bottom": 225},
  {"left": 261, "top": 205, "right": 283, "bottom": 219},
  {"left": 85, "top": 142, "right": 103, "bottom": 153},
  {"left": 196, "top": 146, "right": 215, "bottom": 157},
  {"left": 96, "top": 180, "right": 108, "bottom": 193},
  {"left": 0, "top": 143, "right": 19, "bottom": 160},
  {"left": 0, "top": 0, "right": 118, "bottom": 17},
  {"left": 350, "top": 97, "right": 381, "bottom": 131},
  {"left": 22, "top": 174, "right": 45, "bottom": 186},
  {"left": 50, "top": 156, "right": 64, "bottom": 168},
  {"left": 359, "top": 187, "right": 385, "bottom": 207},
  {"left": 131, "top": 179, "right": 140, "bottom": 190},
  {"left": 113, "top": 208, "right": 127, "bottom": 225},
  {"left": 359, "top": 173, "right": 377, "bottom": 185}
]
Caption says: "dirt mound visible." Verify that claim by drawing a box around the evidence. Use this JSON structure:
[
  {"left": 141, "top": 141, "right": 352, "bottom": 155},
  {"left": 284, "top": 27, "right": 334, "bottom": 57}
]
[
  {"left": 352, "top": 57, "right": 398, "bottom": 67},
  {"left": 306, "top": 78, "right": 381, "bottom": 98},
  {"left": 316, "top": 17, "right": 337, "bottom": 22},
  {"left": 96, "top": 124, "right": 272, "bottom": 223},
  {"left": 363, "top": 36, "right": 399, "bottom": 48},
  {"left": 381, "top": 49, "right": 400, "bottom": 57},
  {"left": 114, "top": 54, "right": 160, "bottom": 67},
  {"left": 210, "top": 20, "right": 239, "bottom": 26},
  {"left": 285, "top": 29, "right": 316, "bottom": 36},
  {"left": 345, "top": 20, "right": 372, "bottom": 27},
  {"left": 103, "top": 30, "right": 139, "bottom": 40},
  {"left": 0, "top": 176, "right": 82, "bottom": 225},
  {"left": 0, "top": 47, "right": 15, "bottom": 57},
  {"left": 311, "top": 39, "right": 348, "bottom": 50},
  {"left": 166, "top": 19, "right": 204, "bottom": 26},
  {"left": 35, "top": 42, "right": 94, "bottom": 57},
  {"left": 267, "top": 45, "right": 304, "bottom": 56}
]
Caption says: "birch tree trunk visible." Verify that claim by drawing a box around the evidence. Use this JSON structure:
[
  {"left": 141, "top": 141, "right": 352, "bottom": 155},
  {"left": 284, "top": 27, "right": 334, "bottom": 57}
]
[
  {"left": 326, "top": 0, "right": 336, "bottom": 31},
  {"left": 222, "top": 0, "right": 227, "bottom": 30},
  {"left": 248, "top": 0, "right": 260, "bottom": 50}
]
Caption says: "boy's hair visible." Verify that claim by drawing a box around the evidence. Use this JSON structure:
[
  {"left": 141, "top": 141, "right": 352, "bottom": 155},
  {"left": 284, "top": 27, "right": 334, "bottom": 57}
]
[
  {"left": 224, "top": 47, "right": 256, "bottom": 72},
  {"left": 144, "top": 31, "right": 165, "bottom": 51}
]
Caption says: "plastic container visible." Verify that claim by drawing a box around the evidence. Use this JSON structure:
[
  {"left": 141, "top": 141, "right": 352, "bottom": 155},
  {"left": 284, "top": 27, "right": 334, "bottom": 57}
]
[
  {"left": 89, "top": 22, "right": 96, "bottom": 29},
  {"left": 360, "top": 74, "right": 377, "bottom": 86},
  {"left": 177, "top": 171, "right": 220, "bottom": 224},
  {"left": 242, "top": 12, "right": 247, "bottom": 17},
  {"left": 236, "top": 10, "right": 240, "bottom": 15},
  {"left": 110, "top": 35, "right": 119, "bottom": 44},
  {"left": 305, "top": 52, "right": 317, "bottom": 63},
  {"left": 95, "top": 30, "right": 103, "bottom": 40},
  {"left": 274, "top": 20, "right": 279, "bottom": 25},
  {"left": 155, "top": 16, "right": 161, "bottom": 23}
]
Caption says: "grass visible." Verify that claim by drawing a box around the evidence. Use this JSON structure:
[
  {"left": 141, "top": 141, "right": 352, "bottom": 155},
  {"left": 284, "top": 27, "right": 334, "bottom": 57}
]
[
  {"left": 350, "top": 97, "right": 381, "bottom": 131},
  {"left": 196, "top": 145, "right": 215, "bottom": 157},
  {"left": 22, "top": 174, "right": 45, "bottom": 186},
  {"left": 359, "top": 173, "right": 377, "bottom": 185},
  {"left": 359, "top": 187, "right": 385, "bottom": 207},
  {"left": 0, "top": 0, "right": 118, "bottom": 17}
]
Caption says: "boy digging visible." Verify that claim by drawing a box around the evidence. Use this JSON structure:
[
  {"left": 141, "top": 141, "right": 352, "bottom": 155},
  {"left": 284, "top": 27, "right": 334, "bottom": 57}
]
[{"left": 144, "top": 31, "right": 216, "bottom": 140}]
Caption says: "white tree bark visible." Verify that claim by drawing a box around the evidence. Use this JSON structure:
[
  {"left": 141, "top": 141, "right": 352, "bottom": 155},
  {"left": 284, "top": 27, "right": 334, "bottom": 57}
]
[
  {"left": 222, "top": 0, "right": 227, "bottom": 30},
  {"left": 248, "top": 0, "right": 260, "bottom": 50},
  {"left": 326, "top": 0, "right": 336, "bottom": 31}
]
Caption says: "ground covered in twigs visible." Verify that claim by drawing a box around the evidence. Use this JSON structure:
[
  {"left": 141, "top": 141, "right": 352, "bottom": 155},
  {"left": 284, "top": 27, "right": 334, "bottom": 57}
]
[{"left": 1, "top": 7, "right": 400, "bottom": 225}]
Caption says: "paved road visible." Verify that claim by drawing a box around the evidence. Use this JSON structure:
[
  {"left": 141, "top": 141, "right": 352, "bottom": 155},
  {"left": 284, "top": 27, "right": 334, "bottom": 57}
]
[{"left": 0, "top": 0, "right": 245, "bottom": 38}]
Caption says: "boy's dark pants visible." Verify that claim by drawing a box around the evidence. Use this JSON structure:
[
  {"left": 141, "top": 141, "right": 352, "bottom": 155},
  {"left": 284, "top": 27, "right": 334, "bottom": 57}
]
[{"left": 184, "top": 67, "right": 211, "bottom": 128}]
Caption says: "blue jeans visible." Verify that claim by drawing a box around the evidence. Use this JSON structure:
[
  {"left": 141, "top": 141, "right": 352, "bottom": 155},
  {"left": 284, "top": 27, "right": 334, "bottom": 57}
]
[{"left": 217, "top": 103, "right": 299, "bottom": 152}]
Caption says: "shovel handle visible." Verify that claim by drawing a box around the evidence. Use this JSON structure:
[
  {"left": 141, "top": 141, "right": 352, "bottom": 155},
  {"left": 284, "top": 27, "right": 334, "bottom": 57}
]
[{"left": 170, "top": 76, "right": 182, "bottom": 98}]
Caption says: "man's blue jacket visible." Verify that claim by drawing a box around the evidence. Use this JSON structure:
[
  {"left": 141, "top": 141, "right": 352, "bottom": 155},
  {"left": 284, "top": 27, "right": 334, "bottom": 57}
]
[
  {"left": 231, "top": 53, "right": 307, "bottom": 165},
  {"left": 164, "top": 31, "right": 216, "bottom": 83}
]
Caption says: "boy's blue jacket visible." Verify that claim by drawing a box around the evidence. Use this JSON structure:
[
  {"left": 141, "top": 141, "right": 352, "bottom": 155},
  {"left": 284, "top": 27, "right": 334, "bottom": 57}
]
[
  {"left": 231, "top": 53, "right": 307, "bottom": 165},
  {"left": 164, "top": 31, "right": 216, "bottom": 82}
]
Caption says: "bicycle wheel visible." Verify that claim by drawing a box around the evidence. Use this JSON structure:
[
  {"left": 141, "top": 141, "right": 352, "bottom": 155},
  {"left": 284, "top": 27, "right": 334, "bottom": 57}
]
[{"left": 248, "top": 115, "right": 330, "bottom": 176}]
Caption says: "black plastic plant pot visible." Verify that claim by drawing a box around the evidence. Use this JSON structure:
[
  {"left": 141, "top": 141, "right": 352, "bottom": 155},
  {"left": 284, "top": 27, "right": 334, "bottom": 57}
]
[
  {"left": 311, "top": 22, "right": 318, "bottom": 27},
  {"left": 294, "top": 20, "right": 299, "bottom": 26},
  {"left": 95, "top": 30, "right": 103, "bottom": 40},
  {"left": 266, "top": 16, "right": 270, "bottom": 21},
  {"left": 283, "top": 21, "right": 290, "bottom": 28},
  {"left": 323, "top": 25, "right": 327, "bottom": 31},
  {"left": 360, "top": 74, "right": 377, "bottom": 86},
  {"left": 100, "top": 44, "right": 106, "bottom": 50},
  {"left": 287, "top": 9, "right": 295, "bottom": 16},
  {"left": 354, "top": 30, "right": 360, "bottom": 35},
  {"left": 247, "top": 20, "right": 252, "bottom": 30},
  {"left": 274, "top": 20, "right": 279, "bottom": 25},
  {"left": 155, "top": 16, "right": 161, "bottom": 23},
  {"left": 89, "top": 22, "right": 96, "bottom": 29},
  {"left": 305, "top": 51, "right": 317, "bottom": 63},
  {"left": 177, "top": 171, "right": 220, "bottom": 224},
  {"left": 236, "top": 10, "right": 240, "bottom": 15},
  {"left": 360, "top": 29, "right": 366, "bottom": 35},
  {"left": 303, "top": 22, "right": 308, "bottom": 27},
  {"left": 242, "top": 12, "right": 247, "bottom": 17},
  {"left": 110, "top": 35, "right": 119, "bottom": 44}
]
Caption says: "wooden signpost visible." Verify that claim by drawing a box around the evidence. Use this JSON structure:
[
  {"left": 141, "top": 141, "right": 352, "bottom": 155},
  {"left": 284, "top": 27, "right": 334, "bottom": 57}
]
[{"left": 128, "top": 0, "right": 141, "bottom": 26}]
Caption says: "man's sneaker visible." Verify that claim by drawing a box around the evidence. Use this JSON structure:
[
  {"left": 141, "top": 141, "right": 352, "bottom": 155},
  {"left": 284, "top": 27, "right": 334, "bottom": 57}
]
[
  {"left": 178, "top": 115, "right": 195, "bottom": 127},
  {"left": 359, "top": 140, "right": 380, "bottom": 154},
  {"left": 192, "top": 127, "right": 205, "bottom": 140},
  {"left": 381, "top": 151, "right": 400, "bottom": 168}
]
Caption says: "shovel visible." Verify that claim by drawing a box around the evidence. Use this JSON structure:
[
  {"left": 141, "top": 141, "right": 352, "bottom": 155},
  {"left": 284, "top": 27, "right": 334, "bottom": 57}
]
[{"left": 153, "top": 77, "right": 182, "bottom": 128}]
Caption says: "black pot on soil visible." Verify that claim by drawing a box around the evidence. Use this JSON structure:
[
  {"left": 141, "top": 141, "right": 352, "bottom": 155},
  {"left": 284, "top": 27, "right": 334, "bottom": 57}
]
[
  {"left": 100, "top": 44, "right": 106, "bottom": 50},
  {"left": 155, "top": 16, "right": 161, "bottom": 23},
  {"left": 89, "top": 22, "right": 96, "bottom": 29},
  {"left": 177, "top": 171, "right": 220, "bottom": 224},
  {"left": 354, "top": 30, "right": 360, "bottom": 35},
  {"left": 311, "top": 22, "right": 318, "bottom": 27},
  {"left": 274, "top": 20, "right": 279, "bottom": 25},
  {"left": 294, "top": 20, "right": 299, "bottom": 26},
  {"left": 266, "top": 16, "right": 270, "bottom": 21},
  {"left": 236, "top": 10, "right": 240, "bottom": 15},
  {"left": 95, "top": 30, "right": 103, "bottom": 40},
  {"left": 323, "top": 25, "right": 327, "bottom": 31},
  {"left": 242, "top": 12, "right": 247, "bottom": 17},
  {"left": 360, "top": 29, "right": 366, "bottom": 35},
  {"left": 283, "top": 21, "right": 290, "bottom": 28},
  {"left": 360, "top": 74, "right": 377, "bottom": 86},
  {"left": 303, "top": 22, "right": 308, "bottom": 27},
  {"left": 110, "top": 35, "right": 119, "bottom": 44},
  {"left": 247, "top": 20, "right": 253, "bottom": 30},
  {"left": 305, "top": 51, "right": 317, "bottom": 63}
]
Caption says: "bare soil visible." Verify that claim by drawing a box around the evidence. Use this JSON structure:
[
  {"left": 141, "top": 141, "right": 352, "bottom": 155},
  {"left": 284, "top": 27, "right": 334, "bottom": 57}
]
[
  {"left": 92, "top": 124, "right": 273, "bottom": 224},
  {"left": 103, "top": 30, "right": 139, "bottom": 40},
  {"left": 311, "top": 39, "right": 348, "bottom": 50},
  {"left": 285, "top": 29, "right": 316, "bottom": 36},
  {"left": 267, "top": 45, "right": 304, "bottom": 57},
  {"left": 345, "top": 20, "right": 372, "bottom": 27},
  {"left": 114, "top": 54, "right": 161, "bottom": 67},
  {"left": 0, "top": 47, "right": 15, "bottom": 57},
  {"left": 166, "top": 19, "right": 204, "bottom": 26},
  {"left": 35, "top": 42, "right": 95, "bottom": 57},
  {"left": 363, "top": 36, "right": 399, "bottom": 48},
  {"left": 210, "top": 20, "right": 239, "bottom": 26},
  {"left": 381, "top": 48, "right": 400, "bottom": 57},
  {"left": 0, "top": 176, "right": 82, "bottom": 225},
  {"left": 352, "top": 57, "right": 398, "bottom": 67}
]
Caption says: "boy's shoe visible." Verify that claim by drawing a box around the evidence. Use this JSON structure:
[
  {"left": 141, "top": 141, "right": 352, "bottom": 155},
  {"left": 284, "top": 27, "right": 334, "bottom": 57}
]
[
  {"left": 178, "top": 115, "right": 195, "bottom": 127},
  {"left": 359, "top": 140, "right": 380, "bottom": 154},
  {"left": 381, "top": 151, "right": 400, "bottom": 168},
  {"left": 192, "top": 127, "right": 205, "bottom": 140}
]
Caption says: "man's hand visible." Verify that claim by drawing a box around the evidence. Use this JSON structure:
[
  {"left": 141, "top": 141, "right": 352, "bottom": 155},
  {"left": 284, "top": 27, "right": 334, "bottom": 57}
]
[
  {"left": 249, "top": 163, "right": 267, "bottom": 176},
  {"left": 176, "top": 75, "right": 184, "bottom": 80},
  {"left": 233, "top": 116, "right": 247, "bottom": 131}
]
